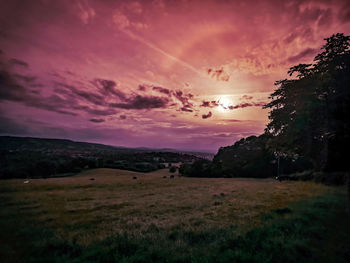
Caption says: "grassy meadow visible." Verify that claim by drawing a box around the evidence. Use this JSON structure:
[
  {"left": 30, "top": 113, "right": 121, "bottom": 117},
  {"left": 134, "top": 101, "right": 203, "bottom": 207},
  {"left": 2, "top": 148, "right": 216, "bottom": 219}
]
[{"left": 0, "top": 168, "right": 349, "bottom": 263}]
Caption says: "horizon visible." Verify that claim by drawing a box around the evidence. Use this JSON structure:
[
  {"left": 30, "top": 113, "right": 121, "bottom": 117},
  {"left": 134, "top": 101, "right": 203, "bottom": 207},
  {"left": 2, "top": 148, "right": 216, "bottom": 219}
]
[
  {"left": 0, "top": 0, "right": 349, "bottom": 152},
  {"left": 0, "top": 135, "right": 217, "bottom": 154}
]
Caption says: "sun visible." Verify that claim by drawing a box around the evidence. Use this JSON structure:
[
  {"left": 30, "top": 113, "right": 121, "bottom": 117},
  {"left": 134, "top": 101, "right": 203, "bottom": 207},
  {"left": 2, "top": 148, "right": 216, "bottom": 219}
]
[{"left": 218, "top": 96, "right": 231, "bottom": 112}]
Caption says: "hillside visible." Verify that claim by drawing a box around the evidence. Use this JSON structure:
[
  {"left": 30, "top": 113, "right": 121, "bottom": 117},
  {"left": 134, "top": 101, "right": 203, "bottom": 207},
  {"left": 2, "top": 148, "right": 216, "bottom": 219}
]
[{"left": 0, "top": 136, "right": 205, "bottom": 179}]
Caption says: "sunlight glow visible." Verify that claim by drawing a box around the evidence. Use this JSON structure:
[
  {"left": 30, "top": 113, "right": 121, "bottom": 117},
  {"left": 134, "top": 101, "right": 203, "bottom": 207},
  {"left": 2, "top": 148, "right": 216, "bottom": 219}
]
[{"left": 218, "top": 96, "right": 231, "bottom": 112}]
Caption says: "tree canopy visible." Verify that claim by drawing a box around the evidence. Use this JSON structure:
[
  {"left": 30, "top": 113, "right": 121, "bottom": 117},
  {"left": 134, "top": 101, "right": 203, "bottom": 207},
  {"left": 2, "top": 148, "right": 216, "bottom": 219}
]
[{"left": 264, "top": 33, "right": 350, "bottom": 172}]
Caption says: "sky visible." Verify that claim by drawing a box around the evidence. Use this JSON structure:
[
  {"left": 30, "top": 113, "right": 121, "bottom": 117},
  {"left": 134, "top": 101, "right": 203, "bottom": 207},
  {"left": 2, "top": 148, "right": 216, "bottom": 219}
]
[{"left": 0, "top": 0, "right": 349, "bottom": 152}]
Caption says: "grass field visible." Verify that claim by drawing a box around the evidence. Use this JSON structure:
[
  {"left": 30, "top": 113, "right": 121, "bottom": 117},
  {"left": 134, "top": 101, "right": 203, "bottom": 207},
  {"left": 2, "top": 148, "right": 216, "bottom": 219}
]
[{"left": 0, "top": 168, "right": 349, "bottom": 263}]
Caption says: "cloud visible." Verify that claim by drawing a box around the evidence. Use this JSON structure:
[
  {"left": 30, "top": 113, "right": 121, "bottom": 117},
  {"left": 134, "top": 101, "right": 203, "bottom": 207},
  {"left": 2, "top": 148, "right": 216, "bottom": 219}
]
[
  {"left": 1, "top": 52, "right": 196, "bottom": 121},
  {"left": 207, "top": 67, "right": 230, "bottom": 81},
  {"left": 93, "top": 78, "right": 126, "bottom": 100},
  {"left": 113, "top": 10, "right": 130, "bottom": 30},
  {"left": 202, "top": 111, "right": 212, "bottom": 119},
  {"left": 54, "top": 79, "right": 196, "bottom": 114},
  {"left": 110, "top": 95, "right": 169, "bottom": 110},
  {"left": 89, "top": 118, "right": 105, "bottom": 123},
  {"left": 76, "top": 0, "right": 95, "bottom": 24},
  {"left": 126, "top": 1, "right": 143, "bottom": 14},
  {"left": 14, "top": 74, "right": 37, "bottom": 83},
  {"left": 239, "top": 95, "right": 253, "bottom": 100},
  {"left": 228, "top": 102, "right": 266, "bottom": 110},
  {"left": 338, "top": 4, "right": 350, "bottom": 23},
  {"left": 200, "top": 100, "right": 219, "bottom": 108},
  {"left": 152, "top": 86, "right": 170, "bottom": 95},
  {"left": 9, "top": 58, "right": 29, "bottom": 68},
  {"left": 0, "top": 70, "right": 77, "bottom": 116},
  {"left": 138, "top": 85, "right": 147, "bottom": 91},
  {"left": 119, "top": 114, "right": 127, "bottom": 120},
  {"left": 287, "top": 47, "right": 318, "bottom": 63},
  {"left": 59, "top": 83, "right": 105, "bottom": 106},
  {"left": 180, "top": 107, "right": 193, "bottom": 112},
  {"left": 0, "top": 70, "right": 27, "bottom": 102},
  {"left": 172, "top": 90, "right": 195, "bottom": 112},
  {"left": 200, "top": 98, "right": 266, "bottom": 110},
  {"left": 113, "top": 3, "right": 148, "bottom": 31}
]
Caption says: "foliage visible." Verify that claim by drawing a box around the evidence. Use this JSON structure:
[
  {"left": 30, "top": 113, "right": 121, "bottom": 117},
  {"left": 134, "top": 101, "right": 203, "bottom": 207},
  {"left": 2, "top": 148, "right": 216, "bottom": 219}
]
[
  {"left": 180, "top": 134, "right": 312, "bottom": 178},
  {"left": 264, "top": 33, "right": 350, "bottom": 172},
  {"left": 213, "top": 134, "right": 276, "bottom": 178},
  {"left": 179, "top": 158, "right": 224, "bottom": 177},
  {"left": 169, "top": 166, "right": 177, "bottom": 173},
  {"left": 0, "top": 137, "right": 201, "bottom": 179}
]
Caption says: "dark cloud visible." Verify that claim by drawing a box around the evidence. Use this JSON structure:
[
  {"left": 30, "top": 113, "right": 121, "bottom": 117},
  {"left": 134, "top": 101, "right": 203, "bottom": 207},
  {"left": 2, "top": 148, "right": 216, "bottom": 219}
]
[
  {"left": 172, "top": 90, "right": 195, "bottom": 111},
  {"left": 0, "top": 69, "right": 77, "bottom": 116},
  {"left": 228, "top": 102, "right": 266, "bottom": 110},
  {"left": 14, "top": 74, "right": 36, "bottom": 83},
  {"left": 138, "top": 85, "right": 147, "bottom": 91},
  {"left": 200, "top": 101, "right": 211, "bottom": 107},
  {"left": 287, "top": 47, "right": 318, "bottom": 63},
  {"left": 240, "top": 95, "right": 253, "bottom": 100},
  {"left": 200, "top": 98, "right": 266, "bottom": 110},
  {"left": 0, "top": 70, "right": 78, "bottom": 116},
  {"left": 0, "top": 70, "right": 27, "bottom": 102},
  {"left": 9, "top": 58, "right": 29, "bottom": 68},
  {"left": 1, "top": 54, "right": 196, "bottom": 119},
  {"left": 119, "top": 114, "right": 127, "bottom": 120},
  {"left": 207, "top": 67, "right": 230, "bottom": 81},
  {"left": 110, "top": 95, "right": 169, "bottom": 110},
  {"left": 72, "top": 88, "right": 104, "bottom": 105},
  {"left": 93, "top": 78, "right": 126, "bottom": 100},
  {"left": 202, "top": 111, "right": 212, "bottom": 119},
  {"left": 317, "top": 8, "right": 333, "bottom": 27},
  {"left": 180, "top": 107, "right": 193, "bottom": 112},
  {"left": 338, "top": 4, "right": 350, "bottom": 23},
  {"left": 152, "top": 86, "right": 170, "bottom": 95},
  {"left": 89, "top": 118, "right": 105, "bottom": 123},
  {"left": 200, "top": 100, "right": 219, "bottom": 108},
  {"left": 55, "top": 82, "right": 105, "bottom": 106}
]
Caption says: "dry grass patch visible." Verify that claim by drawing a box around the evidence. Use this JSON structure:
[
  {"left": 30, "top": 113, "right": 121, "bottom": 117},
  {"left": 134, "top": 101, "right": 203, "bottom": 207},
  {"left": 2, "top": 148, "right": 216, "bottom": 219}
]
[{"left": 0, "top": 168, "right": 331, "bottom": 245}]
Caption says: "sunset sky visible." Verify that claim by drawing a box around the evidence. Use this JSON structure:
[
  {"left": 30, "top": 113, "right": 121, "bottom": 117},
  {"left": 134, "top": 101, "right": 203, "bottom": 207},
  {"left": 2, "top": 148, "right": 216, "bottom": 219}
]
[{"left": 0, "top": 0, "right": 349, "bottom": 152}]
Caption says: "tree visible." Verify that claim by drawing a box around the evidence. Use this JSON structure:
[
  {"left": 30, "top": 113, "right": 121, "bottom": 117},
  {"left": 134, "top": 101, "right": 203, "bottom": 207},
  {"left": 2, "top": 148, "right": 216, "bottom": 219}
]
[{"left": 264, "top": 33, "right": 350, "bottom": 173}]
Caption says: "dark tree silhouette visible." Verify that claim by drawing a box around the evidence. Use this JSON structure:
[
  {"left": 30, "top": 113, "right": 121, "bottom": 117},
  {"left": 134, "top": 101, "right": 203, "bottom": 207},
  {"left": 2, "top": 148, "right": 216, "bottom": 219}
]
[{"left": 264, "top": 33, "right": 350, "bottom": 173}]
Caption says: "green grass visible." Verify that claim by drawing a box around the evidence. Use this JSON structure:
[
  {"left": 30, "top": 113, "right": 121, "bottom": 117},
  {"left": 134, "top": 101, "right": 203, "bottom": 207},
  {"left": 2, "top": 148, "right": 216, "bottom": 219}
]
[{"left": 0, "top": 169, "right": 349, "bottom": 262}]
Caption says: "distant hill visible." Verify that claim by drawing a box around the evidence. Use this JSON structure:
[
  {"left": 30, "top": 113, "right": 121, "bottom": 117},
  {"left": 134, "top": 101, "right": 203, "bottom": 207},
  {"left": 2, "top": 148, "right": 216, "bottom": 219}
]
[
  {"left": 0, "top": 136, "right": 214, "bottom": 159},
  {"left": 0, "top": 136, "right": 142, "bottom": 154},
  {"left": 0, "top": 136, "right": 208, "bottom": 179}
]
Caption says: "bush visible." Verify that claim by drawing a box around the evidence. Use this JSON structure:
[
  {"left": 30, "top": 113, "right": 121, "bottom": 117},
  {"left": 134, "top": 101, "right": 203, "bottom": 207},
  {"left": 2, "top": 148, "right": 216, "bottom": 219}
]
[
  {"left": 313, "top": 171, "right": 346, "bottom": 185},
  {"left": 169, "top": 166, "right": 177, "bottom": 173}
]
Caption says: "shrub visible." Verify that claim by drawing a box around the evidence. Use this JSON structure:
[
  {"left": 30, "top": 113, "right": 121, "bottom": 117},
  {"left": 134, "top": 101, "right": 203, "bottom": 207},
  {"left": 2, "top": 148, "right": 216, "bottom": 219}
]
[{"left": 169, "top": 166, "right": 177, "bottom": 173}]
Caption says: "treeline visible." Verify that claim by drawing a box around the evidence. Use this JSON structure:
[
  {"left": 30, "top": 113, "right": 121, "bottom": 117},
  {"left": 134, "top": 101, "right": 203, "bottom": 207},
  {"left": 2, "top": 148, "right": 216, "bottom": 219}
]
[
  {"left": 180, "top": 33, "right": 350, "bottom": 182},
  {"left": 0, "top": 146, "right": 200, "bottom": 179},
  {"left": 179, "top": 134, "right": 312, "bottom": 178}
]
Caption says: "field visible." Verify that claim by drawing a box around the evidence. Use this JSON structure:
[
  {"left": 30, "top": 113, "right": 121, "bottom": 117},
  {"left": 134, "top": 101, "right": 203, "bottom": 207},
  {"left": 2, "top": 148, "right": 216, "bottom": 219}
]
[{"left": 0, "top": 169, "right": 349, "bottom": 263}]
